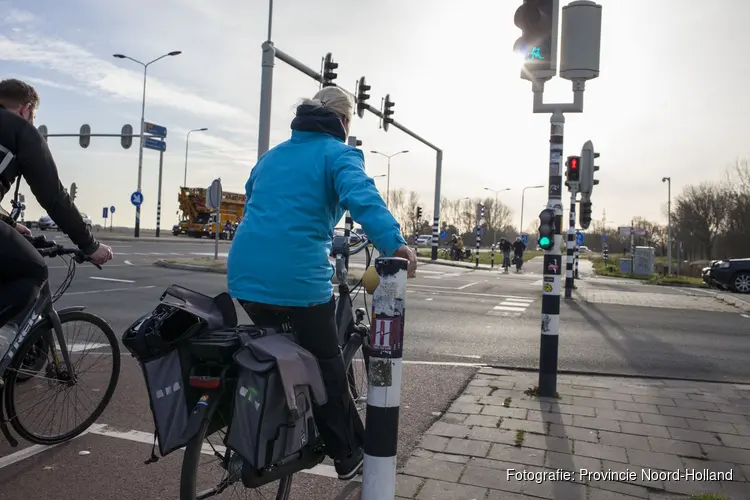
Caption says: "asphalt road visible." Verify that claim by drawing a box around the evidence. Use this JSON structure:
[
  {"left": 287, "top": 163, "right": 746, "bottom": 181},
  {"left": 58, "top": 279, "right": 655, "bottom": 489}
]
[{"left": 1, "top": 235, "right": 748, "bottom": 499}]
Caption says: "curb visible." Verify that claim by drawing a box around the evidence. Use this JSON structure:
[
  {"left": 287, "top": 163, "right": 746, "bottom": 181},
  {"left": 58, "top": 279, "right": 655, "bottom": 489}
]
[
  {"left": 153, "top": 260, "right": 364, "bottom": 286},
  {"left": 715, "top": 293, "right": 750, "bottom": 313},
  {"left": 416, "top": 257, "right": 495, "bottom": 271},
  {"left": 94, "top": 234, "right": 232, "bottom": 245}
]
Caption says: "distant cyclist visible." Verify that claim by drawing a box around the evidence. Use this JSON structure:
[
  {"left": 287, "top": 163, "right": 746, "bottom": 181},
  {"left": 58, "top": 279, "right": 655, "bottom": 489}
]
[
  {"left": 0, "top": 78, "right": 113, "bottom": 349},
  {"left": 227, "top": 86, "right": 416, "bottom": 480},
  {"left": 512, "top": 236, "right": 526, "bottom": 270},
  {"left": 499, "top": 237, "right": 512, "bottom": 270}
]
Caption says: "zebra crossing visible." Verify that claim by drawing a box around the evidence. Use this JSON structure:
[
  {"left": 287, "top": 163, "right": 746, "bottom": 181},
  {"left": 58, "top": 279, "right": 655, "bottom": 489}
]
[{"left": 486, "top": 296, "right": 536, "bottom": 317}]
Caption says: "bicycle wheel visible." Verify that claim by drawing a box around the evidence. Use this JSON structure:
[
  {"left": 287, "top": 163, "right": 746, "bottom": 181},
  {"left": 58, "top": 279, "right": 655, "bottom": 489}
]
[
  {"left": 342, "top": 330, "right": 369, "bottom": 416},
  {"left": 4, "top": 310, "right": 120, "bottom": 444},
  {"left": 180, "top": 413, "right": 293, "bottom": 500}
]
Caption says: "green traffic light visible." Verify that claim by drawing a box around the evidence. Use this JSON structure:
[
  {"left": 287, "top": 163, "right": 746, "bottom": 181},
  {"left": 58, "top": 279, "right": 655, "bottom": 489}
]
[{"left": 539, "top": 236, "right": 552, "bottom": 248}]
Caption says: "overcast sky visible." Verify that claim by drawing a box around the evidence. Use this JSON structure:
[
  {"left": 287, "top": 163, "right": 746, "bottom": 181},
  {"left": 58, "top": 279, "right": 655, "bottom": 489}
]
[{"left": 2, "top": 0, "right": 748, "bottom": 232}]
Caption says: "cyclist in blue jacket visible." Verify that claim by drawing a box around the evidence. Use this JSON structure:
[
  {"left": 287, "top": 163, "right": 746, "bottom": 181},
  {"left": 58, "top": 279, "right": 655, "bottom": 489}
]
[{"left": 227, "top": 86, "right": 417, "bottom": 480}]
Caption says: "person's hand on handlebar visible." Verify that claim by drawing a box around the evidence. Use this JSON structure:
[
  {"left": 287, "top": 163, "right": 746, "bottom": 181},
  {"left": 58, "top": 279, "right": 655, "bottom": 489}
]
[
  {"left": 393, "top": 245, "right": 417, "bottom": 278},
  {"left": 88, "top": 243, "right": 114, "bottom": 265},
  {"left": 14, "top": 223, "right": 31, "bottom": 236}
]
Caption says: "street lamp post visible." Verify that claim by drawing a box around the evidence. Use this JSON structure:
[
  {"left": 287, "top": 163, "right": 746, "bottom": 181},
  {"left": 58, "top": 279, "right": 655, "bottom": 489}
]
[
  {"left": 184, "top": 128, "right": 208, "bottom": 187},
  {"left": 662, "top": 176, "right": 672, "bottom": 275},
  {"left": 484, "top": 187, "right": 511, "bottom": 246},
  {"left": 113, "top": 50, "right": 182, "bottom": 238},
  {"left": 519, "top": 184, "right": 545, "bottom": 236},
  {"left": 370, "top": 150, "right": 409, "bottom": 207}
]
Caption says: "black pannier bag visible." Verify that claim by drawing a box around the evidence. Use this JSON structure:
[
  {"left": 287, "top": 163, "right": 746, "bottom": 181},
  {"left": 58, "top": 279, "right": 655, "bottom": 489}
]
[
  {"left": 122, "top": 285, "right": 238, "bottom": 458},
  {"left": 225, "top": 333, "right": 328, "bottom": 471}
]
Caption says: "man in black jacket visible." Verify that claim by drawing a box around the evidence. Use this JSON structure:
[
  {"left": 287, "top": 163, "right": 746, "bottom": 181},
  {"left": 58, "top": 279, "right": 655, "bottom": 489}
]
[{"left": 0, "top": 79, "right": 113, "bottom": 337}]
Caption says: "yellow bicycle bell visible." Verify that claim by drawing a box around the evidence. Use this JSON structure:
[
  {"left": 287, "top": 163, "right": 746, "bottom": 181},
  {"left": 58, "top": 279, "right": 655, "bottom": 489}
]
[{"left": 362, "top": 266, "right": 380, "bottom": 295}]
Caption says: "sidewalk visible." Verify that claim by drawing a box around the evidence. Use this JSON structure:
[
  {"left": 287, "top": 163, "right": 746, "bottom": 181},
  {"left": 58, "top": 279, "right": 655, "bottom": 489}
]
[{"left": 396, "top": 367, "right": 750, "bottom": 499}]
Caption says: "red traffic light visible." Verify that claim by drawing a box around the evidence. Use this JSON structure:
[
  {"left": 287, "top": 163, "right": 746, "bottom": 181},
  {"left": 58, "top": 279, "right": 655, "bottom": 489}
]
[{"left": 570, "top": 158, "right": 578, "bottom": 170}]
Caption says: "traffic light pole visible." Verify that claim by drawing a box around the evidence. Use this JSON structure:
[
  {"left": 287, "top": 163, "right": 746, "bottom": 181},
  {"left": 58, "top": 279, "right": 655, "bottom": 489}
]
[
  {"left": 533, "top": 79, "right": 585, "bottom": 398},
  {"left": 564, "top": 186, "right": 577, "bottom": 299},
  {"left": 256, "top": 43, "right": 444, "bottom": 261}
]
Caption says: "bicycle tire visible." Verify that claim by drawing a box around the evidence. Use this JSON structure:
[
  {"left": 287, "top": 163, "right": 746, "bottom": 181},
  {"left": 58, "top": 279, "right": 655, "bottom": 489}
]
[{"left": 3, "top": 310, "right": 121, "bottom": 444}]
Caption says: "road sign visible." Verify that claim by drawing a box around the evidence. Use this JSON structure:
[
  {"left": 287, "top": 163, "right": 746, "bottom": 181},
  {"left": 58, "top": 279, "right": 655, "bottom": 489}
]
[
  {"left": 130, "top": 191, "right": 143, "bottom": 207},
  {"left": 110, "top": 206, "right": 116, "bottom": 214},
  {"left": 102, "top": 207, "right": 108, "bottom": 219},
  {"left": 144, "top": 137, "right": 166, "bottom": 152},
  {"left": 602, "top": 234, "right": 606, "bottom": 242},
  {"left": 576, "top": 231, "right": 584, "bottom": 246},
  {"left": 520, "top": 233, "right": 528, "bottom": 245},
  {"left": 439, "top": 230, "right": 447, "bottom": 239},
  {"left": 207, "top": 179, "right": 222, "bottom": 210},
  {"left": 144, "top": 122, "right": 167, "bottom": 138}
]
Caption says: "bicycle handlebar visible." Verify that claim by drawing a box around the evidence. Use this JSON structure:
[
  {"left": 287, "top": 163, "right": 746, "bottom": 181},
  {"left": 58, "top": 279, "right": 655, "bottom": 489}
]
[{"left": 24, "top": 235, "right": 102, "bottom": 269}]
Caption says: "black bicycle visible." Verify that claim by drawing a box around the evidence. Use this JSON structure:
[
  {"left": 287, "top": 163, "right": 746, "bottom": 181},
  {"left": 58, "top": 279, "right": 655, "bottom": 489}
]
[
  {"left": 0, "top": 234, "right": 121, "bottom": 447},
  {"left": 178, "top": 230, "right": 372, "bottom": 500}
]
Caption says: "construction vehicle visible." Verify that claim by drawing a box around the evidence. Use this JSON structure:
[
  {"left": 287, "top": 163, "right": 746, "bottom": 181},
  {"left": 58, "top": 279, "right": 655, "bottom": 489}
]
[{"left": 172, "top": 187, "right": 246, "bottom": 239}]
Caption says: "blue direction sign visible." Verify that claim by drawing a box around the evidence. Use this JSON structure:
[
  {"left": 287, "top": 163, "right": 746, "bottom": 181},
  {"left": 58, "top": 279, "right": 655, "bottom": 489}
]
[
  {"left": 130, "top": 191, "right": 143, "bottom": 207},
  {"left": 144, "top": 137, "right": 166, "bottom": 152},
  {"left": 102, "top": 207, "right": 108, "bottom": 218},
  {"left": 144, "top": 122, "right": 167, "bottom": 138},
  {"left": 110, "top": 205, "right": 116, "bottom": 214},
  {"left": 439, "top": 230, "right": 447, "bottom": 240},
  {"left": 576, "top": 231, "right": 585, "bottom": 245},
  {"left": 602, "top": 234, "right": 606, "bottom": 242},
  {"left": 520, "top": 233, "right": 528, "bottom": 245}
]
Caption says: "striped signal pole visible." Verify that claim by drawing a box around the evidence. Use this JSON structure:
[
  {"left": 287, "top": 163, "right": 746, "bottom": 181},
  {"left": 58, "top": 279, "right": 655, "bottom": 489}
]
[
  {"left": 363, "top": 257, "right": 408, "bottom": 500},
  {"left": 564, "top": 187, "right": 577, "bottom": 299},
  {"left": 475, "top": 203, "right": 484, "bottom": 268}
]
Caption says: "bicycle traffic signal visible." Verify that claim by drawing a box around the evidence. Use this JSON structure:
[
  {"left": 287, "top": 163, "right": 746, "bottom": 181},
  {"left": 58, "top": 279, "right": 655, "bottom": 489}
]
[
  {"left": 538, "top": 208, "right": 556, "bottom": 251},
  {"left": 70, "top": 182, "right": 78, "bottom": 202},
  {"left": 322, "top": 53, "right": 338, "bottom": 87},
  {"left": 382, "top": 94, "right": 395, "bottom": 132},
  {"left": 579, "top": 199, "right": 593, "bottom": 230},
  {"left": 580, "top": 140, "right": 600, "bottom": 196},
  {"left": 565, "top": 155, "right": 580, "bottom": 187},
  {"left": 513, "top": 0, "right": 559, "bottom": 79},
  {"left": 356, "top": 76, "right": 370, "bottom": 119},
  {"left": 416, "top": 206, "right": 423, "bottom": 220}
]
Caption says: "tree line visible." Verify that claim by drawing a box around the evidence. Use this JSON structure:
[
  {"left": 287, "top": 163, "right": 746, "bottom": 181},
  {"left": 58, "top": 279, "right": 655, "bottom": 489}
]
[{"left": 385, "top": 189, "right": 520, "bottom": 246}]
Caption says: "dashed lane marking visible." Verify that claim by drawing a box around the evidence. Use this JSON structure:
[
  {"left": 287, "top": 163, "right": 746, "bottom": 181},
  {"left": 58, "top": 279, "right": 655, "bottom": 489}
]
[
  {"left": 487, "top": 297, "right": 535, "bottom": 317},
  {"left": 89, "top": 277, "right": 135, "bottom": 283}
]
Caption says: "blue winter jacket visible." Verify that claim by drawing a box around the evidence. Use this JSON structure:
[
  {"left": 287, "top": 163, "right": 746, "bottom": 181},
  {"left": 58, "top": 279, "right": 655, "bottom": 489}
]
[{"left": 227, "top": 104, "right": 406, "bottom": 307}]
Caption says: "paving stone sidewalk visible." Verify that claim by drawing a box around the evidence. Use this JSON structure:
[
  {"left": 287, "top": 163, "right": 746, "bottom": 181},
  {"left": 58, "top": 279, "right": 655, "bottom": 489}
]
[{"left": 396, "top": 367, "right": 750, "bottom": 499}]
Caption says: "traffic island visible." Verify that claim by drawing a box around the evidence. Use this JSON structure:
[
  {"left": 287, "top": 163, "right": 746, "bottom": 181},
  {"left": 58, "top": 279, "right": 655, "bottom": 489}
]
[
  {"left": 396, "top": 367, "right": 749, "bottom": 499},
  {"left": 153, "top": 257, "right": 365, "bottom": 285}
]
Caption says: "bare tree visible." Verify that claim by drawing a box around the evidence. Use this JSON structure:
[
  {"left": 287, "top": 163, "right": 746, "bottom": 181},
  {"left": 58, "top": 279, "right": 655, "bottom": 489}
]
[
  {"left": 405, "top": 191, "right": 421, "bottom": 236},
  {"left": 673, "top": 183, "right": 730, "bottom": 259},
  {"left": 388, "top": 189, "right": 408, "bottom": 237}
]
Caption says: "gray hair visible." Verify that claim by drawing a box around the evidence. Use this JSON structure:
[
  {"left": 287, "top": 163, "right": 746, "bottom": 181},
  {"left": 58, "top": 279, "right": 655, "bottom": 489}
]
[{"left": 299, "top": 86, "right": 354, "bottom": 123}]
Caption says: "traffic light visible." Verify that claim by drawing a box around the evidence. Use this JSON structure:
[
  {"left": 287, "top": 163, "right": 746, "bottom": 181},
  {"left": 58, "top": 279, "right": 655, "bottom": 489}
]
[
  {"left": 382, "top": 94, "right": 395, "bottom": 132},
  {"left": 38, "top": 125, "right": 48, "bottom": 141},
  {"left": 121, "top": 124, "right": 133, "bottom": 149},
  {"left": 79, "top": 124, "right": 91, "bottom": 148},
  {"left": 538, "top": 208, "right": 556, "bottom": 250},
  {"left": 580, "top": 140, "right": 600, "bottom": 196},
  {"left": 476, "top": 203, "right": 485, "bottom": 223},
  {"left": 579, "top": 199, "right": 593, "bottom": 230},
  {"left": 513, "top": 0, "right": 559, "bottom": 79},
  {"left": 322, "top": 52, "right": 338, "bottom": 87},
  {"left": 416, "top": 206, "right": 423, "bottom": 220},
  {"left": 356, "top": 76, "right": 370, "bottom": 118},
  {"left": 70, "top": 182, "right": 78, "bottom": 202},
  {"left": 565, "top": 155, "right": 580, "bottom": 186}
]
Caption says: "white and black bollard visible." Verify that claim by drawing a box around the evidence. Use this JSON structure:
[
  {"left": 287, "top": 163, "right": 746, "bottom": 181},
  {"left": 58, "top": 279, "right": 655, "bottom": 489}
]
[
  {"left": 490, "top": 243, "right": 495, "bottom": 269},
  {"left": 564, "top": 187, "right": 577, "bottom": 299},
  {"left": 363, "top": 257, "right": 408, "bottom": 500}
]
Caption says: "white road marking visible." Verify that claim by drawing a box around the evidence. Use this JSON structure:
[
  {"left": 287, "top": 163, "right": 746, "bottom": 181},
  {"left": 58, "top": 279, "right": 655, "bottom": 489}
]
[
  {"left": 425, "top": 298, "right": 433, "bottom": 301},
  {"left": 124, "top": 260, "right": 134, "bottom": 266},
  {"left": 0, "top": 423, "right": 105, "bottom": 470},
  {"left": 89, "top": 277, "right": 135, "bottom": 283},
  {"left": 67, "top": 285, "right": 156, "bottom": 296},
  {"left": 409, "top": 285, "right": 534, "bottom": 300},
  {"left": 487, "top": 297, "right": 535, "bottom": 317},
  {"left": 450, "top": 354, "right": 482, "bottom": 359},
  {"left": 742, "top": 314, "right": 750, "bottom": 319},
  {"left": 491, "top": 305, "right": 528, "bottom": 312},
  {"left": 456, "top": 282, "right": 478, "bottom": 290}
]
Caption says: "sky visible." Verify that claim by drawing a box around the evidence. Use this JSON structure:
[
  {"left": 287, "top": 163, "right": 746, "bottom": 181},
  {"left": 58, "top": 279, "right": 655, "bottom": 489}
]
[{"left": 2, "top": 0, "right": 749, "bottom": 233}]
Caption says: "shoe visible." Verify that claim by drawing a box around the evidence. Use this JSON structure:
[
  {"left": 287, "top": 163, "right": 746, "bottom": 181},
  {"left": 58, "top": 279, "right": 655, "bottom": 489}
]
[{"left": 334, "top": 447, "right": 364, "bottom": 480}]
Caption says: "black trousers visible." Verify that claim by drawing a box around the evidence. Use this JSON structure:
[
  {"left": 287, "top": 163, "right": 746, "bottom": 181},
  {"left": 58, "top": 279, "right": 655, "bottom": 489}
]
[
  {"left": 239, "top": 297, "right": 365, "bottom": 460},
  {"left": 0, "top": 222, "right": 47, "bottom": 327}
]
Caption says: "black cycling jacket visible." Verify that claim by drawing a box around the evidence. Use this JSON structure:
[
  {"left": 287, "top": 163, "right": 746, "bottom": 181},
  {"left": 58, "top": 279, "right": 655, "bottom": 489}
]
[{"left": 0, "top": 106, "right": 98, "bottom": 254}]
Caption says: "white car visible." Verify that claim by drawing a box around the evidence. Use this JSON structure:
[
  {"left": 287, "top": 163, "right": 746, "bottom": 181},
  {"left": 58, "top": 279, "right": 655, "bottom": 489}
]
[
  {"left": 415, "top": 235, "right": 432, "bottom": 246},
  {"left": 578, "top": 245, "right": 590, "bottom": 253},
  {"left": 38, "top": 213, "right": 92, "bottom": 231}
]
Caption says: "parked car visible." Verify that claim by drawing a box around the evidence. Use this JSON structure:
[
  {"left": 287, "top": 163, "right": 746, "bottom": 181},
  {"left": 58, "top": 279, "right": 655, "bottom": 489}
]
[
  {"left": 415, "top": 234, "right": 432, "bottom": 246},
  {"left": 703, "top": 258, "right": 750, "bottom": 294},
  {"left": 38, "top": 213, "right": 92, "bottom": 231},
  {"left": 578, "top": 245, "right": 590, "bottom": 253}
]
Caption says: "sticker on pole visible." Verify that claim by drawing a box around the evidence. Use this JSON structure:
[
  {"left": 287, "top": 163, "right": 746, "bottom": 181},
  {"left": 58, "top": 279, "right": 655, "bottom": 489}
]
[
  {"left": 206, "top": 179, "right": 222, "bottom": 210},
  {"left": 370, "top": 317, "right": 403, "bottom": 357},
  {"left": 130, "top": 191, "right": 143, "bottom": 207},
  {"left": 575, "top": 231, "right": 584, "bottom": 246}
]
